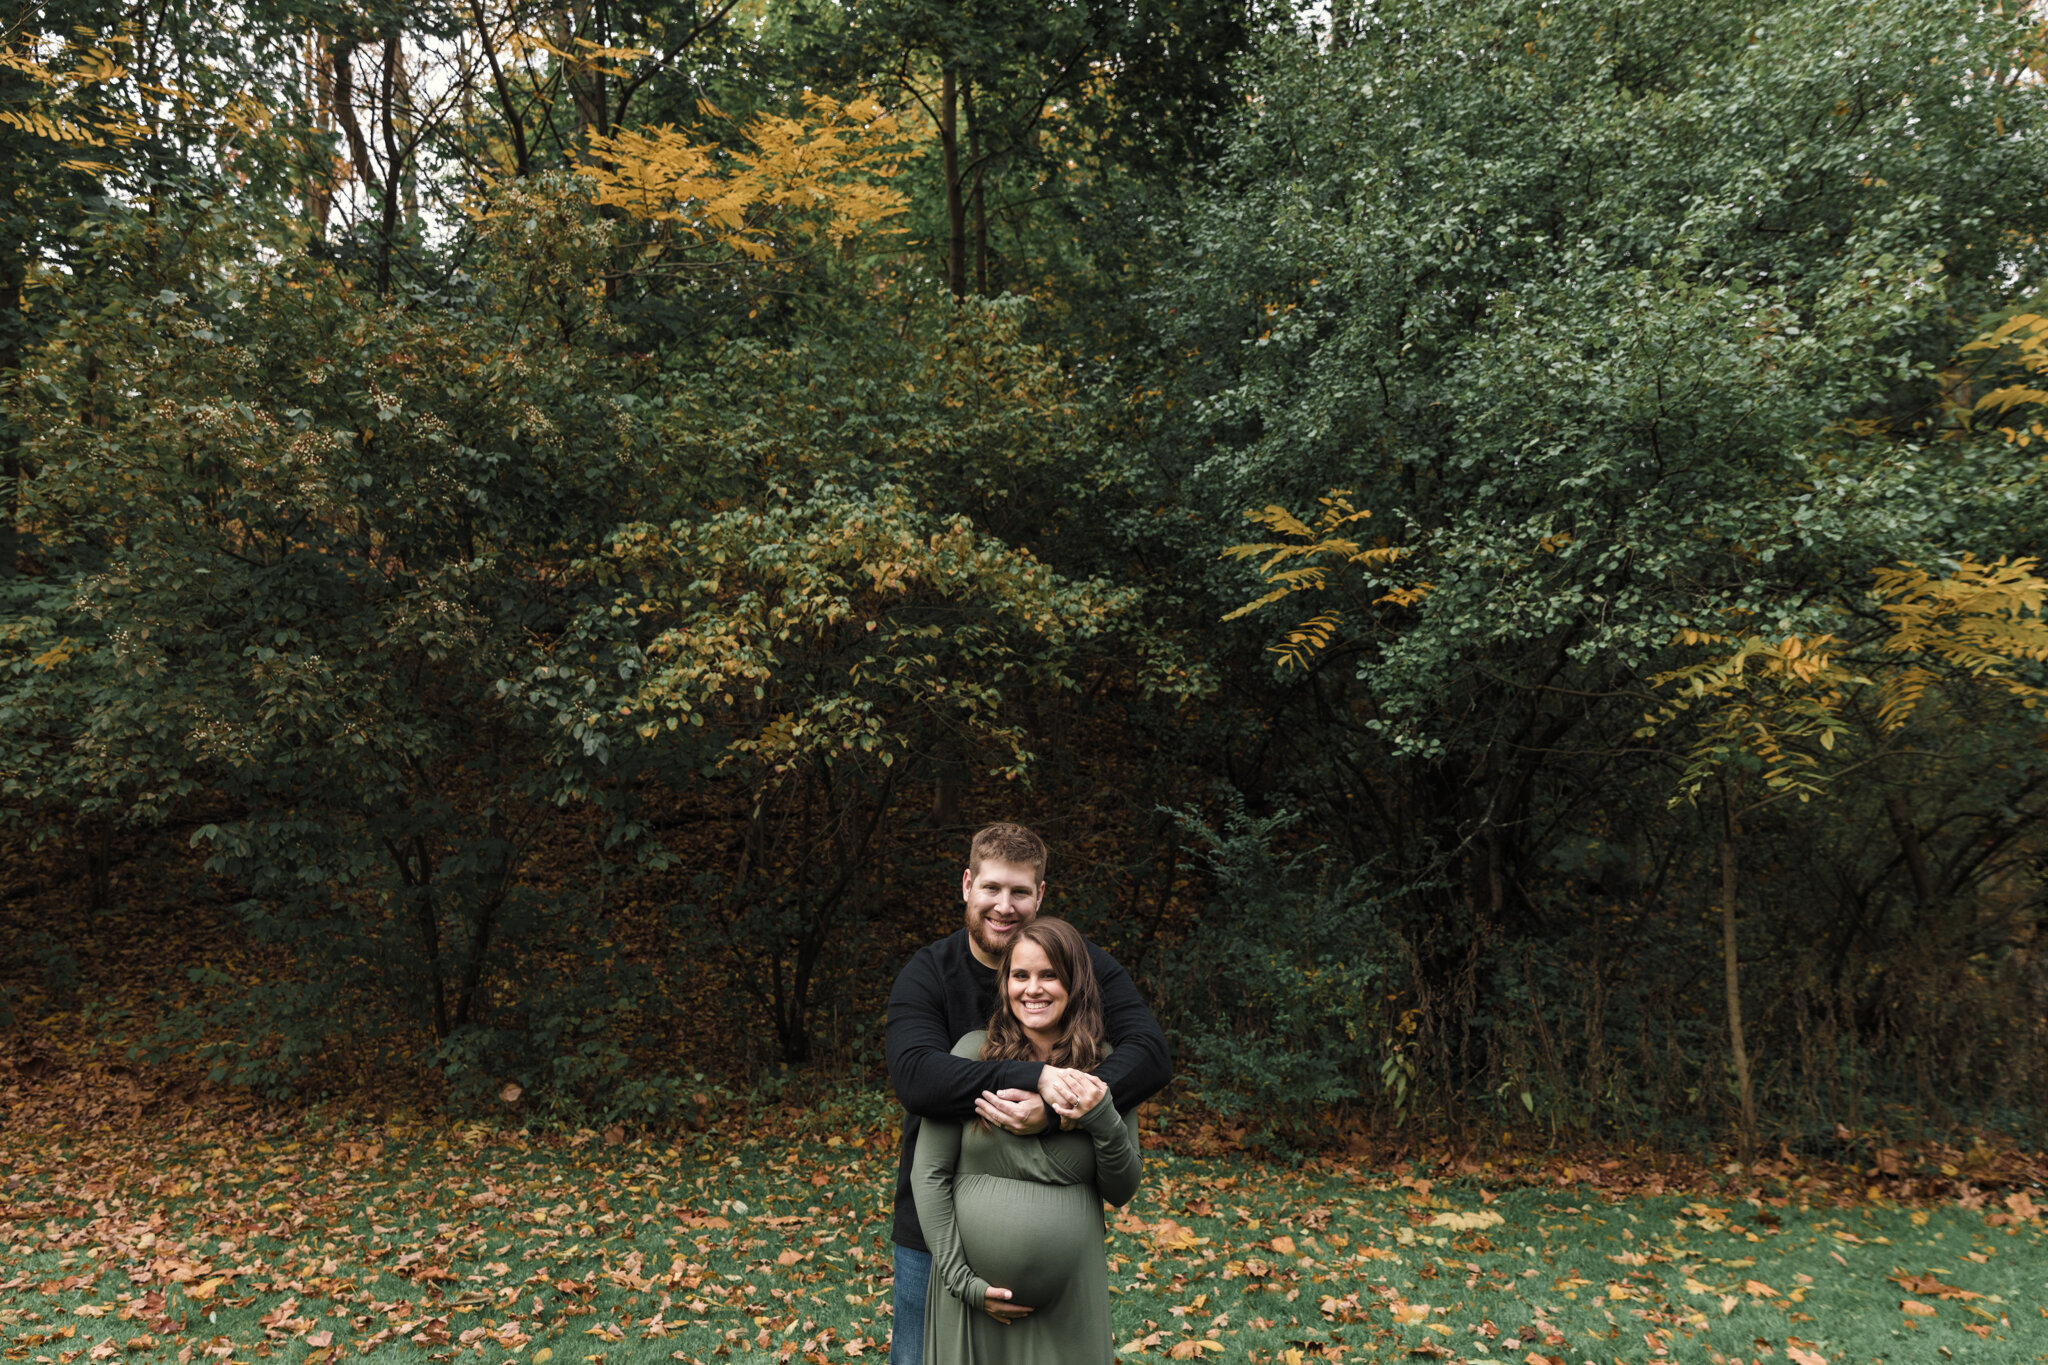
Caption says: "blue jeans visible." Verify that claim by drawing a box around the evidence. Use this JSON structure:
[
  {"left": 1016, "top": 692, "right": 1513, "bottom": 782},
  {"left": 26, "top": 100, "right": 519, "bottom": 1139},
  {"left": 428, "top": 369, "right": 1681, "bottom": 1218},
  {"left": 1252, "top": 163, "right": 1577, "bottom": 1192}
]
[{"left": 889, "top": 1244, "right": 931, "bottom": 1365}]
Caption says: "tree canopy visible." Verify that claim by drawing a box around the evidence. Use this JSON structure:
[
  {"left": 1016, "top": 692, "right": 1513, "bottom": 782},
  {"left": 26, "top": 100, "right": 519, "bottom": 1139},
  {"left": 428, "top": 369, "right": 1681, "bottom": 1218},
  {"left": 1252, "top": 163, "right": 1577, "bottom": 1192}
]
[{"left": 5, "top": 0, "right": 2048, "bottom": 1149}]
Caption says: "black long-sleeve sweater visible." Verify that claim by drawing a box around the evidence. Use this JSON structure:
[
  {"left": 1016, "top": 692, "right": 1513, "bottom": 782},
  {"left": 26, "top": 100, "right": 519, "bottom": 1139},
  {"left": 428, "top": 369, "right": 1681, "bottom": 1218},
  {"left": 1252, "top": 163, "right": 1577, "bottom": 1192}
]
[{"left": 884, "top": 928, "right": 1172, "bottom": 1251}]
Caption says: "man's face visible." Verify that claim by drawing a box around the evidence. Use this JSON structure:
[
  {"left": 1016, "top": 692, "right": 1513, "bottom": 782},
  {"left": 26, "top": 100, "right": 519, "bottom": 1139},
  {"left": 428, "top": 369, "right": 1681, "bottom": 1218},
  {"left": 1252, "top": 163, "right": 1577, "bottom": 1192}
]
[{"left": 961, "top": 857, "right": 1045, "bottom": 967}]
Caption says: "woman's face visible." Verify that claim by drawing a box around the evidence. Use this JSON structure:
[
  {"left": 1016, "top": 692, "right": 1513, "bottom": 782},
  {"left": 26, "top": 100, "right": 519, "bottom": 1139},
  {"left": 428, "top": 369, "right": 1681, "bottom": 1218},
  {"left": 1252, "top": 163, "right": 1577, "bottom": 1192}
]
[{"left": 1006, "top": 938, "right": 1069, "bottom": 1037}]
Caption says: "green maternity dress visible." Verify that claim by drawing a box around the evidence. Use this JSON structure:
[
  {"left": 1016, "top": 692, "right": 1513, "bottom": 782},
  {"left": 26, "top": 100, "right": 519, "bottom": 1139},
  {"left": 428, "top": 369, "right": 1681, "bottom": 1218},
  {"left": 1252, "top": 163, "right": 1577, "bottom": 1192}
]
[{"left": 910, "top": 1032, "right": 1143, "bottom": 1365}]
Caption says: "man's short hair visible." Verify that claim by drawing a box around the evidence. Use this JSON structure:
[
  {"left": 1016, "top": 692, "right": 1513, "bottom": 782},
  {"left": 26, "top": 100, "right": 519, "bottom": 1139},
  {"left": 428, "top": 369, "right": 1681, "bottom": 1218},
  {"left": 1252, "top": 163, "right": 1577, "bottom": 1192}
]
[{"left": 967, "top": 822, "right": 1048, "bottom": 881}]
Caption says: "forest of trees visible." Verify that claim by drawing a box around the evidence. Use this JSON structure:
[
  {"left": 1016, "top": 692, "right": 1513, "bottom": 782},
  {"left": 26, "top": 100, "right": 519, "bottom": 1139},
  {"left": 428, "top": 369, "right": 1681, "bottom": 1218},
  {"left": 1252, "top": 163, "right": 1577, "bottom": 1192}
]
[{"left": 6, "top": 0, "right": 2048, "bottom": 1154}]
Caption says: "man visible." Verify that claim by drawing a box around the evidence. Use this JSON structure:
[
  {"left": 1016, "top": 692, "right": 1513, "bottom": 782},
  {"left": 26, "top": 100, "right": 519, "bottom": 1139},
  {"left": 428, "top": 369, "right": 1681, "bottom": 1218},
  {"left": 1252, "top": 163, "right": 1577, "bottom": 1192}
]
[{"left": 884, "top": 821, "right": 1172, "bottom": 1365}]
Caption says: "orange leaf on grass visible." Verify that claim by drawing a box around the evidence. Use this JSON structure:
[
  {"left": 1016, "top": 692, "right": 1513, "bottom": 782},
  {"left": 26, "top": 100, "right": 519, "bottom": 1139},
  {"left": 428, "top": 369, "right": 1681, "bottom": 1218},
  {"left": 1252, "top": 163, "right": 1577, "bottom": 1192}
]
[
  {"left": 1141, "top": 1218, "right": 1203, "bottom": 1252},
  {"left": 1888, "top": 1271, "right": 1982, "bottom": 1301}
]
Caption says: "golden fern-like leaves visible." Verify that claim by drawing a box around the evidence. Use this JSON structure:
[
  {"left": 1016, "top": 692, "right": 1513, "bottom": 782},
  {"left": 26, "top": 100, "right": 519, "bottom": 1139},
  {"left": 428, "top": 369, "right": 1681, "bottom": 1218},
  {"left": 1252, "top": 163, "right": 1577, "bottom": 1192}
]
[
  {"left": 1270, "top": 612, "right": 1343, "bottom": 670},
  {"left": 1244, "top": 502, "right": 1319, "bottom": 539},
  {"left": 508, "top": 31, "right": 651, "bottom": 79},
  {"left": 0, "top": 108, "right": 107, "bottom": 143},
  {"left": 1642, "top": 631, "right": 1864, "bottom": 803},
  {"left": 1960, "top": 311, "right": 2048, "bottom": 358},
  {"left": 1960, "top": 312, "right": 2048, "bottom": 445},
  {"left": 1971, "top": 383, "right": 2048, "bottom": 415},
  {"left": 0, "top": 35, "right": 143, "bottom": 153},
  {"left": 575, "top": 93, "right": 912, "bottom": 261},
  {"left": 1872, "top": 664, "right": 1935, "bottom": 732},
  {"left": 1652, "top": 633, "right": 1852, "bottom": 695},
  {"left": 1219, "top": 491, "right": 1419, "bottom": 665},
  {"left": 0, "top": 29, "right": 248, "bottom": 179},
  {"left": 1644, "top": 555, "right": 2048, "bottom": 807},
  {"left": 1873, "top": 556, "right": 2048, "bottom": 711}
]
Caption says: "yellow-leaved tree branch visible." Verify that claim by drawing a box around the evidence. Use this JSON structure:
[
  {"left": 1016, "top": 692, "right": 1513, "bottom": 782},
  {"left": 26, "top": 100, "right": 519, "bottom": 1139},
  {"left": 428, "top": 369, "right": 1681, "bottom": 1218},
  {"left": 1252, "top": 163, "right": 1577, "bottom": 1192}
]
[
  {"left": 1637, "top": 553, "right": 2048, "bottom": 1156},
  {"left": 1958, "top": 310, "right": 2048, "bottom": 447},
  {"left": 568, "top": 92, "right": 914, "bottom": 264},
  {"left": 0, "top": 34, "right": 145, "bottom": 177},
  {"left": 1642, "top": 296, "right": 2048, "bottom": 801},
  {"left": 1640, "top": 554, "right": 2048, "bottom": 804},
  {"left": 0, "top": 27, "right": 275, "bottom": 181},
  {"left": 1218, "top": 490, "right": 1421, "bottom": 669}
]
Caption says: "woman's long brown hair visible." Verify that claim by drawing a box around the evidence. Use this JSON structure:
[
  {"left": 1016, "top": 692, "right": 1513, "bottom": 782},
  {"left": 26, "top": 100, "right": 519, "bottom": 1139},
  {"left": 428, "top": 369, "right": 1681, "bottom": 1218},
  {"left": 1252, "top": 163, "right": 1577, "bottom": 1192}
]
[{"left": 981, "top": 917, "right": 1106, "bottom": 1071}]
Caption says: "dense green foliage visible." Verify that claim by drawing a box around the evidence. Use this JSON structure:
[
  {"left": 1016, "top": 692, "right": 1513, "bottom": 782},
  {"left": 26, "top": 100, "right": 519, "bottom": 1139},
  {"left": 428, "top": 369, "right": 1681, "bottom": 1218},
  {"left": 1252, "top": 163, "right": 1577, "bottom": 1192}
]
[
  {"left": 1129, "top": 0, "right": 2048, "bottom": 1145},
  {"left": 5, "top": 0, "right": 2048, "bottom": 1150}
]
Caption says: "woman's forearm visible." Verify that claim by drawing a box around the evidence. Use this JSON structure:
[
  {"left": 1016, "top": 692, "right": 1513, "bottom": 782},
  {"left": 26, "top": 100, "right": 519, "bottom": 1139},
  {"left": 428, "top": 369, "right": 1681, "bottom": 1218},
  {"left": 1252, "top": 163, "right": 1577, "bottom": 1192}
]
[
  {"left": 1077, "top": 1091, "right": 1144, "bottom": 1207},
  {"left": 909, "top": 1119, "right": 992, "bottom": 1305}
]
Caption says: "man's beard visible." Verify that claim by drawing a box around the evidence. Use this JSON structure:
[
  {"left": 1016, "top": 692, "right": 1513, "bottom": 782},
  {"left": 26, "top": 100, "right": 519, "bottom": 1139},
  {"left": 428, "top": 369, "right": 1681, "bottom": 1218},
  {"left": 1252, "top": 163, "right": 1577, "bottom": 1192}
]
[{"left": 970, "top": 912, "right": 1024, "bottom": 962}]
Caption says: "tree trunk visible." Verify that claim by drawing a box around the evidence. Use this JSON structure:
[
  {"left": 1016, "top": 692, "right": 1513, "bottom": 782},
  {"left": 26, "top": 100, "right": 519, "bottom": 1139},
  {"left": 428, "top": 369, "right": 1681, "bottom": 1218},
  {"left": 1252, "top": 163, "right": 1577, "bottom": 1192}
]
[
  {"left": 590, "top": 0, "right": 611, "bottom": 138},
  {"left": 390, "top": 835, "right": 449, "bottom": 1039},
  {"left": 0, "top": 235, "right": 24, "bottom": 580},
  {"left": 1885, "top": 791, "right": 1937, "bottom": 908},
  {"left": 376, "top": 32, "right": 403, "bottom": 295},
  {"left": 456, "top": 810, "right": 520, "bottom": 1023},
  {"left": 83, "top": 817, "right": 113, "bottom": 912},
  {"left": 966, "top": 82, "right": 987, "bottom": 295},
  {"left": 940, "top": 68, "right": 965, "bottom": 300},
  {"left": 330, "top": 40, "right": 377, "bottom": 198},
  {"left": 1329, "top": 0, "right": 1355, "bottom": 47},
  {"left": 393, "top": 38, "right": 420, "bottom": 225},
  {"left": 308, "top": 30, "right": 335, "bottom": 231},
  {"left": 558, "top": 0, "right": 605, "bottom": 145},
  {"left": 466, "top": 0, "right": 532, "bottom": 176},
  {"left": 1720, "top": 828, "right": 1757, "bottom": 1157}
]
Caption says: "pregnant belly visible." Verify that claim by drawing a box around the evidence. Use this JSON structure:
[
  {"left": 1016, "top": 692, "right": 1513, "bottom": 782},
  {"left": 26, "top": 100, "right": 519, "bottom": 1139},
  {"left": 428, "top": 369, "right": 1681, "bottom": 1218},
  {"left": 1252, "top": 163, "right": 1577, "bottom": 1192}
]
[{"left": 954, "top": 1174, "right": 1102, "bottom": 1310}]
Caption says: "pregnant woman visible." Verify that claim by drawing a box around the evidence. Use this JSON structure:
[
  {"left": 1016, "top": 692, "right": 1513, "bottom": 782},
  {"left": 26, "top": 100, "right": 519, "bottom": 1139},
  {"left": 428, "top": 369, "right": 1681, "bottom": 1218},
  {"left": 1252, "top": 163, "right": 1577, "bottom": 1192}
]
[{"left": 910, "top": 917, "right": 1144, "bottom": 1365}]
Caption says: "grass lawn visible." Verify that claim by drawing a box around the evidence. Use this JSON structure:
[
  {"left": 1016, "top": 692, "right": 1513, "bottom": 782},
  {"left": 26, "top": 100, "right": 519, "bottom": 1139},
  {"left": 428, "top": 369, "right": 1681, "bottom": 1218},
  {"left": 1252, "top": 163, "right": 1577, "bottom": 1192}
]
[{"left": 3, "top": 1118, "right": 2042, "bottom": 1365}]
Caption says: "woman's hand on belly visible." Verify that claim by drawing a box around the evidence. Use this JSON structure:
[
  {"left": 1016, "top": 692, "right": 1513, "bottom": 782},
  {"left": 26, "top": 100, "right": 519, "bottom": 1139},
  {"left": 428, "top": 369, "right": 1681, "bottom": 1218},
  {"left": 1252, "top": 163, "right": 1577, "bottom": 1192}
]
[{"left": 982, "top": 1286, "right": 1034, "bottom": 1325}]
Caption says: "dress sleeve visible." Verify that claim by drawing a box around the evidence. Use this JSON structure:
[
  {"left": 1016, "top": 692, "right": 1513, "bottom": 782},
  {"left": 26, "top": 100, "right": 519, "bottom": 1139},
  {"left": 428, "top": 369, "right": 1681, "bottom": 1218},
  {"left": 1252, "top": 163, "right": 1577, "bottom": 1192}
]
[
  {"left": 910, "top": 1116, "right": 992, "bottom": 1309},
  {"left": 1073, "top": 1089, "right": 1144, "bottom": 1207}
]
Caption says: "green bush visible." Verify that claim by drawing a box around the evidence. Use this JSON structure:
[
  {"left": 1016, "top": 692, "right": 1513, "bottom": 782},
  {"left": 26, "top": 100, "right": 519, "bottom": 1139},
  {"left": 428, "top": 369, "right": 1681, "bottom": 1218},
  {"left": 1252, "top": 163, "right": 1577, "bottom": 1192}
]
[{"left": 1154, "top": 798, "right": 1401, "bottom": 1145}]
